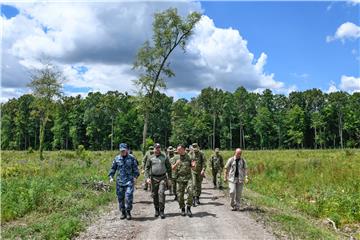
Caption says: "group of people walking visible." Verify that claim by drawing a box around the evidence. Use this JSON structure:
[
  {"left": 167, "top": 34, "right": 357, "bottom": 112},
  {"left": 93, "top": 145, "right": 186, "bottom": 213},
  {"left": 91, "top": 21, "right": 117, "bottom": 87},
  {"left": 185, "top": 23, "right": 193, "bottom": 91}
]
[{"left": 108, "top": 142, "right": 248, "bottom": 220}]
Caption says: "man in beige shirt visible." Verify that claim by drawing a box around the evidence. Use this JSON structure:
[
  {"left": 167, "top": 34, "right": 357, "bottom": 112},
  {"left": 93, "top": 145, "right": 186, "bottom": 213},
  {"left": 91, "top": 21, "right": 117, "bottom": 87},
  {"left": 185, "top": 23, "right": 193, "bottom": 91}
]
[{"left": 224, "top": 148, "right": 248, "bottom": 211}]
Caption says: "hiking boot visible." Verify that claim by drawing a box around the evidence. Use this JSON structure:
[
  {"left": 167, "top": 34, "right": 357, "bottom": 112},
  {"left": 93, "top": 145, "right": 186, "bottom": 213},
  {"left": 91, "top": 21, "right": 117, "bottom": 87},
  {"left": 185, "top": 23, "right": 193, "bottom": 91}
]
[
  {"left": 126, "top": 210, "right": 132, "bottom": 220},
  {"left": 155, "top": 209, "right": 160, "bottom": 217},
  {"left": 174, "top": 194, "right": 178, "bottom": 201},
  {"left": 181, "top": 207, "right": 186, "bottom": 216},
  {"left": 196, "top": 197, "right": 201, "bottom": 205},
  {"left": 160, "top": 209, "right": 165, "bottom": 219},
  {"left": 186, "top": 206, "right": 192, "bottom": 217},
  {"left": 120, "top": 210, "right": 126, "bottom": 219}
]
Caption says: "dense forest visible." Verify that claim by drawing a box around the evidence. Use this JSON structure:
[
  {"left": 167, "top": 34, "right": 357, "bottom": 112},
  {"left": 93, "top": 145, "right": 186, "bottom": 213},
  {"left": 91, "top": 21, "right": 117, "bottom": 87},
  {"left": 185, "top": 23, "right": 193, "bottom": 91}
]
[{"left": 1, "top": 87, "right": 359, "bottom": 151}]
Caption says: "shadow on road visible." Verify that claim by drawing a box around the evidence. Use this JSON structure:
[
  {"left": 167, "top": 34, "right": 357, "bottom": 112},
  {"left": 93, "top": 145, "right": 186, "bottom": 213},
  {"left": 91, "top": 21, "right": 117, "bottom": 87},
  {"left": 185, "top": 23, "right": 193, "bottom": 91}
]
[
  {"left": 131, "top": 216, "right": 158, "bottom": 221},
  {"left": 192, "top": 211, "right": 217, "bottom": 218},
  {"left": 200, "top": 201, "right": 224, "bottom": 206}
]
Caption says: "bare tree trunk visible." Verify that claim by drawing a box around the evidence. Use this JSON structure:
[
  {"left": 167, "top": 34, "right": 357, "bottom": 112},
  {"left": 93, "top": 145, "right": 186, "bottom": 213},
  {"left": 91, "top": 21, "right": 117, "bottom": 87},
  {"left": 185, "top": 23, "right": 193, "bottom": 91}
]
[
  {"left": 142, "top": 109, "right": 150, "bottom": 153},
  {"left": 314, "top": 126, "right": 317, "bottom": 149},
  {"left": 229, "top": 118, "right": 232, "bottom": 150},
  {"left": 213, "top": 112, "right": 216, "bottom": 150},
  {"left": 111, "top": 117, "right": 114, "bottom": 151},
  {"left": 338, "top": 113, "right": 343, "bottom": 149},
  {"left": 242, "top": 125, "right": 246, "bottom": 149},
  {"left": 39, "top": 118, "right": 46, "bottom": 160}
]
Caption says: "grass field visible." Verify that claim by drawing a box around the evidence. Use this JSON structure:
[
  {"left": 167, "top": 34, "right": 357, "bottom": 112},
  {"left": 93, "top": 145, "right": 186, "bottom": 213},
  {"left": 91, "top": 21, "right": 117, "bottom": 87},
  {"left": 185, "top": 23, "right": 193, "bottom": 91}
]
[
  {"left": 1, "top": 149, "right": 359, "bottom": 239},
  {"left": 203, "top": 149, "right": 360, "bottom": 239}
]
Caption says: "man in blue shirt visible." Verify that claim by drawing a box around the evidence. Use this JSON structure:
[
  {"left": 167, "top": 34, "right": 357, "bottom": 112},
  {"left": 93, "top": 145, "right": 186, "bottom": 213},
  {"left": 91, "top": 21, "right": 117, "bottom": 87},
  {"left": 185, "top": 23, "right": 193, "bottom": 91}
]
[{"left": 109, "top": 143, "right": 139, "bottom": 220}]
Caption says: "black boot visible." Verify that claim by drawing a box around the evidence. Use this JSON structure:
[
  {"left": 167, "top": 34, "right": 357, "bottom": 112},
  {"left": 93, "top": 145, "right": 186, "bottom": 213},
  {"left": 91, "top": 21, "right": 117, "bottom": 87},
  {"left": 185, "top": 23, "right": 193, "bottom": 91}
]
[
  {"left": 155, "top": 208, "right": 160, "bottom": 217},
  {"left": 181, "top": 207, "right": 186, "bottom": 216},
  {"left": 196, "top": 196, "right": 201, "bottom": 205},
  {"left": 126, "top": 210, "right": 132, "bottom": 220},
  {"left": 186, "top": 206, "right": 192, "bottom": 217},
  {"left": 160, "top": 209, "right": 165, "bottom": 219},
  {"left": 120, "top": 210, "right": 126, "bottom": 220},
  {"left": 192, "top": 198, "right": 196, "bottom": 207},
  {"left": 174, "top": 194, "right": 178, "bottom": 201}
]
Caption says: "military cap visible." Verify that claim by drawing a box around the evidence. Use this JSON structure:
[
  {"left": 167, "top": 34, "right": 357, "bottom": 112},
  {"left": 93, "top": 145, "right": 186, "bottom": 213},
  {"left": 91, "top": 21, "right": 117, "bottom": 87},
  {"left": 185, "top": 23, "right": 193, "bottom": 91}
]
[
  {"left": 215, "top": 148, "right": 220, "bottom": 152},
  {"left": 119, "top": 143, "right": 128, "bottom": 151},
  {"left": 154, "top": 143, "right": 161, "bottom": 149},
  {"left": 167, "top": 146, "right": 174, "bottom": 152}
]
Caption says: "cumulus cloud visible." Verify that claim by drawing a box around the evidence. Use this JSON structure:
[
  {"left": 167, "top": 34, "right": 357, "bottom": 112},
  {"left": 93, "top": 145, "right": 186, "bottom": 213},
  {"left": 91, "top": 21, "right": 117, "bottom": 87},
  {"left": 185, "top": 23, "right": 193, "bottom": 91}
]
[
  {"left": 1, "top": 2, "right": 290, "bottom": 102},
  {"left": 326, "top": 22, "right": 360, "bottom": 43},
  {"left": 339, "top": 75, "right": 360, "bottom": 93},
  {"left": 326, "top": 81, "right": 339, "bottom": 93}
]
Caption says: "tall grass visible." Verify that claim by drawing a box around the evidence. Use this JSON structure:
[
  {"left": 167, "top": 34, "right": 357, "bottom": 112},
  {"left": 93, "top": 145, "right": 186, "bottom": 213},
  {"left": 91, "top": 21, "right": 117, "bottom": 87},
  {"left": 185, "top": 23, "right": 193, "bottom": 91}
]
[
  {"left": 1, "top": 150, "right": 142, "bottom": 239},
  {"left": 203, "top": 149, "right": 360, "bottom": 230}
]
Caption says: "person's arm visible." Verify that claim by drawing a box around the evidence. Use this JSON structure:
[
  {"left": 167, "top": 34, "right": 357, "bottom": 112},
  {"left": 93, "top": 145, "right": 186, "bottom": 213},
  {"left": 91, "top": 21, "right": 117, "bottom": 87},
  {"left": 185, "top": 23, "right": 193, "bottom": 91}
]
[
  {"left": 244, "top": 159, "right": 248, "bottom": 183},
  {"left": 108, "top": 157, "right": 117, "bottom": 182},
  {"left": 224, "top": 158, "right": 232, "bottom": 181},
  {"left": 145, "top": 155, "right": 151, "bottom": 180},
  {"left": 132, "top": 156, "right": 140, "bottom": 179},
  {"left": 165, "top": 156, "right": 172, "bottom": 179}
]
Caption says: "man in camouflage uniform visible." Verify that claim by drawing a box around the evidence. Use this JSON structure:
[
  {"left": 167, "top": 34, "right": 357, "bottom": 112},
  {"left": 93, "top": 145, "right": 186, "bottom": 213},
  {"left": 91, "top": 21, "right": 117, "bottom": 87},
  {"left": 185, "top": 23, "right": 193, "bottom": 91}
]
[
  {"left": 109, "top": 143, "right": 139, "bottom": 220},
  {"left": 145, "top": 143, "right": 172, "bottom": 219},
  {"left": 167, "top": 146, "right": 177, "bottom": 199},
  {"left": 172, "top": 144, "right": 194, "bottom": 217},
  {"left": 210, "top": 148, "right": 224, "bottom": 189},
  {"left": 190, "top": 143, "right": 206, "bottom": 206},
  {"left": 142, "top": 146, "right": 154, "bottom": 190}
]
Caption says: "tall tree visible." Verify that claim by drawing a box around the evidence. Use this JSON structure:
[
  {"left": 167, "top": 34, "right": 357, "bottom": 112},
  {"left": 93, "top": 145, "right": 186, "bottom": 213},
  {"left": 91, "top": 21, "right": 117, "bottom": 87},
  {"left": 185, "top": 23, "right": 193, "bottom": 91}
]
[
  {"left": 133, "top": 8, "right": 201, "bottom": 152},
  {"left": 28, "top": 62, "right": 63, "bottom": 160}
]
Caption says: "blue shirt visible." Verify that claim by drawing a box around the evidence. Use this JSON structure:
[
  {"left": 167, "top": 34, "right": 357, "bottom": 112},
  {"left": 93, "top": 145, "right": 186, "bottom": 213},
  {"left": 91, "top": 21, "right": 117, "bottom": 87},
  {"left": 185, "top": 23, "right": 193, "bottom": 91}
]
[{"left": 108, "top": 154, "right": 139, "bottom": 186}]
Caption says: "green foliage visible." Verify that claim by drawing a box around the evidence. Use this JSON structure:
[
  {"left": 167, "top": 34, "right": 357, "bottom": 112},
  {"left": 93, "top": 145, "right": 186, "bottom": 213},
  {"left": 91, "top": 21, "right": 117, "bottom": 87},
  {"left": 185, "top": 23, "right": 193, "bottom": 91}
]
[
  {"left": 1, "top": 87, "right": 359, "bottom": 151},
  {"left": 1, "top": 151, "right": 115, "bottom": 239}
]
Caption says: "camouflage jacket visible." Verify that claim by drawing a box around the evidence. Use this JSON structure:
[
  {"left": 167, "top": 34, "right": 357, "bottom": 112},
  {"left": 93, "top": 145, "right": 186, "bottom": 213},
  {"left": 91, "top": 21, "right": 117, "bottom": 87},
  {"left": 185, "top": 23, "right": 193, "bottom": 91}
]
[
  {"left": 174, "top": 153, "right": 192, "bottom": 182},
  {"left": 210, "top": 154, "right": 224, "bottom": 170},
  {"left": 108, "top": 154, "right": 140, "bottom": 186},
  {"left": 190, "top": 151, "right": 207, "bottom": 173}
]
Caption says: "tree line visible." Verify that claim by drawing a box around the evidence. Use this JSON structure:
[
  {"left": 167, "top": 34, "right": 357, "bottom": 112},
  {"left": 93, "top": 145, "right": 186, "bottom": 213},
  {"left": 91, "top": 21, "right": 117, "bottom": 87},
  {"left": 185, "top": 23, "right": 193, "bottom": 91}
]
[{"left": 2, "top": 87, "right": 359, "bottom": 151}]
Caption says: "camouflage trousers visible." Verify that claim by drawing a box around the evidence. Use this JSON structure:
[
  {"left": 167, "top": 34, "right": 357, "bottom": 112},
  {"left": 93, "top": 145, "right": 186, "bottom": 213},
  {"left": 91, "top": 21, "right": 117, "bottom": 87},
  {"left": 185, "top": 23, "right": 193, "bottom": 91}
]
[
  {"left": 212, "top": 168, "right": 223, "bottom": 188},
  {"left": 116, "top": 183, "right": 134, "bottom": 211},
  {"left": 192, "top": 172, "right": 203, "bottom": 197},
  {"left": 151, "top": 175, "right": 167, "bottom": 210},
  {"left": 176, "top": 179, "right": 193, "bottom": 209},
  {"left": 170, "top": 177, "right": 177, "bottom": 196}
]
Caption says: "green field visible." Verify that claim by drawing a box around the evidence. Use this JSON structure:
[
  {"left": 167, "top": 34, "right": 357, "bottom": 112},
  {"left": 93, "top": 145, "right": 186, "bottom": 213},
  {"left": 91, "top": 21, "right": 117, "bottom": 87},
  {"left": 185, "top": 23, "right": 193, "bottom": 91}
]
[{"left": 1, "top": 149, "right": 359, "bottom": 239}]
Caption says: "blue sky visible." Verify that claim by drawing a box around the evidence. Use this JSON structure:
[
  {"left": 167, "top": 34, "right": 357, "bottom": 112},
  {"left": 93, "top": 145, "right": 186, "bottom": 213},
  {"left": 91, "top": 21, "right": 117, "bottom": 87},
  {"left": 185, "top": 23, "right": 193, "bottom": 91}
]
[
  {"left": 201, "top": 1, "right": 359, "bottom": 91},
  {"left": 1, "top": 1, "right": 359, "bottom": 102}
]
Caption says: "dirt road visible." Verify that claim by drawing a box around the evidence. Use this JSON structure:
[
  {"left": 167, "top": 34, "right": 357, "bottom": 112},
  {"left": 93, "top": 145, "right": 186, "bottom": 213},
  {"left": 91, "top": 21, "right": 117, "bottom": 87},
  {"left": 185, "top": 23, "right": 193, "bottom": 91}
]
[{"left": 76, "top": 179, "right": 275, "bottom": 240}]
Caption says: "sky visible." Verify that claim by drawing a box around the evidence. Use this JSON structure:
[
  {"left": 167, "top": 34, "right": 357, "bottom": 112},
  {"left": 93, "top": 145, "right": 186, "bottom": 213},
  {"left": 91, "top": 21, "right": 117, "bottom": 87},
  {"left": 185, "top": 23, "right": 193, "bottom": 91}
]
[{"left": 1, "top": 1, "right": 359, "bottom": 102}]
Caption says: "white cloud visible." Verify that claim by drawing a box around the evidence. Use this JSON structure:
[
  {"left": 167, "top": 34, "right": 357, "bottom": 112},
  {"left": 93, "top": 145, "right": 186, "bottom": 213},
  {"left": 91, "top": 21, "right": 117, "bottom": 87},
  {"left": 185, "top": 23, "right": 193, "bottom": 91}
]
[
  {"left": 339, "top": 75, "right": 360, "bottom": 93},
  {"left": 182, "top": 16, "right": 285, "bottom": 92},
  {"left": 326, "top": 81, "right": 339, "bottom": 93},
  {"left": 326, "top": 22, "right": 360, "bottom": 43},
  {"left": 1, "top": 2, "right": 292, "bottom": 102},
  {"left": 349, "top": 0, "right": 360, "bottom": 5}
]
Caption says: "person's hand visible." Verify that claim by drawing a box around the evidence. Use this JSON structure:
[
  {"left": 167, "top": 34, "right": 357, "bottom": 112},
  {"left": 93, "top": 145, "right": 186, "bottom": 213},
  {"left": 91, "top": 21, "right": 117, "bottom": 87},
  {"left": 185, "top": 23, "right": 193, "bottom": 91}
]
[
  {"left": 109, "top": 177, "right": 114, "bottom": 183},
  {"left": 200, "top": 170, "right": 205, "bottom": 176},
  {"left": 146, "top": 178, "right": 151, "bottom": 184},
  {"left": 191, "top": 160, "right": 196, "bottom": 167},
  {"left": 245, "top": 176, "right": 249, "bottom": 184},
  {"left": 141, "top": 169, "right": 145, "bottom": 174}
]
